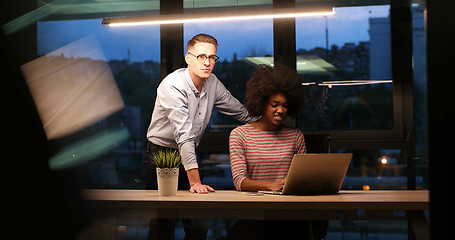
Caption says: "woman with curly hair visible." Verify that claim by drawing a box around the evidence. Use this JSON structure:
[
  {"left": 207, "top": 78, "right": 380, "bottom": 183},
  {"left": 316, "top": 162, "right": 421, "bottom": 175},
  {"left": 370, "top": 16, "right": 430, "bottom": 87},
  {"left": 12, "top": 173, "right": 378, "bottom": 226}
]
[
  {"left": 229, "top": 64, "right": 306, "bottom": 192},
  {"left": 228, "top": 65, "right": 325, "bottom": 239}
]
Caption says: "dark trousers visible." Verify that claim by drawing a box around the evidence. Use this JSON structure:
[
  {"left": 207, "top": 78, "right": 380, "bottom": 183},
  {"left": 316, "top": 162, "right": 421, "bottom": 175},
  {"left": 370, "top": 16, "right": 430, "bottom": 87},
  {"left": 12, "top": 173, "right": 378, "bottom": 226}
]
[{"left": 143, "top": 141, "right": 208, "bottom": 240}]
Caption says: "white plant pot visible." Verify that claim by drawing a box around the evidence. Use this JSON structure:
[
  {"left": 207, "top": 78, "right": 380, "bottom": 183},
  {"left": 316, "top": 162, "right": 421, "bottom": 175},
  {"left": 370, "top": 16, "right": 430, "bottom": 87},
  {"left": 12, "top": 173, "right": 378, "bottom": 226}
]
[{"left": 156, "top": 167, "right": 179, "bottom": 196}]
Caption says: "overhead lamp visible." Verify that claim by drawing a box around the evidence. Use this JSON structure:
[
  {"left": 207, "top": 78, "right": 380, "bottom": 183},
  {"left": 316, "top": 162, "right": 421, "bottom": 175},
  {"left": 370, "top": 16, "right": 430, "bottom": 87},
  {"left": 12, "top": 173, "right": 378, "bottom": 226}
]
[
  {"left": 318, "top": 80, "right": 393, "bottom": 87},
  {"left": 102, "top": 6, "right": 335, "bottom": 27},
  {"left": 302, "top": 80, "right": 393, "bottom": 87}
]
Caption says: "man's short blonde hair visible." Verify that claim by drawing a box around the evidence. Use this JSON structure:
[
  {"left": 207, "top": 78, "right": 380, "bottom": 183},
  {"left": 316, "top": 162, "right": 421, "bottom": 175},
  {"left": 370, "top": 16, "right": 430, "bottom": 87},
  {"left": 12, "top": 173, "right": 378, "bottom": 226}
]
[{"left": 187, "top": 33, "right": 218, "bottom": 50}]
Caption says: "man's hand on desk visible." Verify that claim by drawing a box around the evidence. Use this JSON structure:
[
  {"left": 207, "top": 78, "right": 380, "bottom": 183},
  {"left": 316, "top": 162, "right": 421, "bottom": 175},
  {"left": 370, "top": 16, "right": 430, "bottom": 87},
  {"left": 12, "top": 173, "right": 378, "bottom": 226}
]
[
  {"left": 189, "top": 182, "right": 215, "bottom": 194},
  {"left": 187, "top": 168, "right": 216, "bottom": 194}
]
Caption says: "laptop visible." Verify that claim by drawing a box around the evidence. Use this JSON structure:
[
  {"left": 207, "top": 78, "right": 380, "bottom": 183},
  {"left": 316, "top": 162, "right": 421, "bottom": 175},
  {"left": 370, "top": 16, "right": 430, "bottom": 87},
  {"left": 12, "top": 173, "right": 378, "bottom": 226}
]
[{"left": 259, "top": 153, "right": 352, "bottom": 195}]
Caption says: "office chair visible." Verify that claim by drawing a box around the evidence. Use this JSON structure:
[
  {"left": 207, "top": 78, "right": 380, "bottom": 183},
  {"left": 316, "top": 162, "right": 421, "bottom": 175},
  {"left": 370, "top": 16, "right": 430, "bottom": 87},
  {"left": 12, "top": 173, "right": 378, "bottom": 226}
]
[{"left": 304, "top": 135, "right": 331, "bottom": 154}]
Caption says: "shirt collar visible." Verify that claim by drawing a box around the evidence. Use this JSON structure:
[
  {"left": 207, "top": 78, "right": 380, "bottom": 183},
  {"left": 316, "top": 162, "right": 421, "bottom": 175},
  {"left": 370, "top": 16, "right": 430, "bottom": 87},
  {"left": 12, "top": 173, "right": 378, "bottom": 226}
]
[{"left": 184, "top": 68, "right": 207, "bottom": 97}]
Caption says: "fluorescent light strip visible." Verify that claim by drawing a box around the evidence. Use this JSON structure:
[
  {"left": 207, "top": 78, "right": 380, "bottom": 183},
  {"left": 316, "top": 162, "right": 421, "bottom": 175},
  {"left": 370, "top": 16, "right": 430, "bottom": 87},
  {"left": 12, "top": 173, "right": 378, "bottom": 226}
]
[
  {"left": 302, "top": 80, "right": 393, "bottom": 87},
  {"left": 319, "top": 80, "right": 393, "bottom": 86},
  {"left": 103, "top": 6, "right": 335, "bottom": 27},
  {"left": 301, "top": 82, "right": 316, "bottom": 86}
]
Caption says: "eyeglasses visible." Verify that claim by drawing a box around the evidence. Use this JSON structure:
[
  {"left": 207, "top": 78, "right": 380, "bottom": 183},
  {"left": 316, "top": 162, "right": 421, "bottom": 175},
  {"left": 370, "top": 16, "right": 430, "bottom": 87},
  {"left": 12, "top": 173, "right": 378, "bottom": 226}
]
[{"left": 188, "top": 52, "right": 219, "bottom": 63}]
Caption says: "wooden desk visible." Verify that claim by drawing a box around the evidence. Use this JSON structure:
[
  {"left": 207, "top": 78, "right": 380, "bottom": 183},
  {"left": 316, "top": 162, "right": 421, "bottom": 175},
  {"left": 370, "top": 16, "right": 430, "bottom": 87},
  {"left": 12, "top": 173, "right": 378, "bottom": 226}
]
[{"left": 83, "top": 190, "right": 429, "bottom": 239}]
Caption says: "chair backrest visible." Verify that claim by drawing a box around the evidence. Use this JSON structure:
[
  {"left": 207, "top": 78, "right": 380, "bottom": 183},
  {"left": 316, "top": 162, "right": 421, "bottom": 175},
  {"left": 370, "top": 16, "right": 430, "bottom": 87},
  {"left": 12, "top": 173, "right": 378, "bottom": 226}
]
[
  {"left": 304, "top": 135, "right": 331, "bottom": 153},
  {"left": 197, "top": 133, "right": 332, "bottom": 153}
]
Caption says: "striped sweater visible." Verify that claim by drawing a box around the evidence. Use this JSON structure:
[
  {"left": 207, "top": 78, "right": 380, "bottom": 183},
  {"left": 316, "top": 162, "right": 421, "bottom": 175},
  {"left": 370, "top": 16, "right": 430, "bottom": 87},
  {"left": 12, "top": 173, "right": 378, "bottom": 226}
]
[{"left": 229, "top": 123, "right": 306, "bottom": 191}]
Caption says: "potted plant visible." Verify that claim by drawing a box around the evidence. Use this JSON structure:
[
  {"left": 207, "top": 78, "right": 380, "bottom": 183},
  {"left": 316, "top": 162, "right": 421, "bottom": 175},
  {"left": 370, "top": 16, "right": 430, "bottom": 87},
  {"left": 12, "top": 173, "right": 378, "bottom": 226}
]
[{"left": 152, "top": 149, "right": 181, "bottom": 196}]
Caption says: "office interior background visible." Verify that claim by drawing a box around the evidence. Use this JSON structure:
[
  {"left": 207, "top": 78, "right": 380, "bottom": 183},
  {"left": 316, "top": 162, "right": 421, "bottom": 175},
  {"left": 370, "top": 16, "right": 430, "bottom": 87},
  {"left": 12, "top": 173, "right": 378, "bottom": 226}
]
[{"left": 2, "top": 0, "right": 450, "bottom": 239}]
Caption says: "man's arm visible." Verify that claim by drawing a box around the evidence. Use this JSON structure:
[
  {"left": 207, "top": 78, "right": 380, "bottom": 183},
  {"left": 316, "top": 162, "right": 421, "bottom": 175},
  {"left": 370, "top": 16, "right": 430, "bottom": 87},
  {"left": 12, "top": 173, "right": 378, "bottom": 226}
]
[
  {"left": 213, "top": 79, "right": 258, "bottom": 123},
  {"left": 179, "top": 141, "right": 214, "bottom": 193}
]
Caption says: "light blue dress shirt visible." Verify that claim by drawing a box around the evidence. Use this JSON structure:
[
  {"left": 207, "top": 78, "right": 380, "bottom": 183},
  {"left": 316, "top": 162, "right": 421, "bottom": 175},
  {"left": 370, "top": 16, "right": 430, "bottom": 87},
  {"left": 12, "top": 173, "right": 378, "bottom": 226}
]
[{"left": 147, "top": 68, "right": 255, "bottom": 170}]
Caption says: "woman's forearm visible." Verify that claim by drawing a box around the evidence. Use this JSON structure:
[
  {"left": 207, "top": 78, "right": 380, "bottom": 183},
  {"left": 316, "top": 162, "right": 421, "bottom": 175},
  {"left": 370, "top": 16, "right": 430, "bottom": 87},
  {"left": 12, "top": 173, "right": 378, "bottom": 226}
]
[{"left": 240, "top": 178, "right": 285, "bottom": 192}]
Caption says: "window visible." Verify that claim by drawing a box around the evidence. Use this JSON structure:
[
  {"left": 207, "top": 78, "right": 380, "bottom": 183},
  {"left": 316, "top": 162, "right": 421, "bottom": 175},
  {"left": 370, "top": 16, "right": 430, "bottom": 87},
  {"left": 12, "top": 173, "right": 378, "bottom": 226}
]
[
  {"left": 296, "top": 5, "right": 393, "bottom": 131},
  {"left": 341, "top": 149, "right": 420, "bottom": 190}
]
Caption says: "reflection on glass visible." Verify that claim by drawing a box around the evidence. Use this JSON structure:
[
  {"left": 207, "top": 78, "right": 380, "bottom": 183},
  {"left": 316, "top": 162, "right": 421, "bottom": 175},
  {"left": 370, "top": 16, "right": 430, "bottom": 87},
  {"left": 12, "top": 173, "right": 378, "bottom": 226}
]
[
  {"left": 299, "top": 82, "right": 394, "bottom": 130},
  {"left": 21, "top": 35, "right": 124, "bottom": 139},
  {"left": 36, "top": 20, "right": 161, "bottom": 188},
  {"left": 340, "top": 149, "right": 417, "bottom": 190}
]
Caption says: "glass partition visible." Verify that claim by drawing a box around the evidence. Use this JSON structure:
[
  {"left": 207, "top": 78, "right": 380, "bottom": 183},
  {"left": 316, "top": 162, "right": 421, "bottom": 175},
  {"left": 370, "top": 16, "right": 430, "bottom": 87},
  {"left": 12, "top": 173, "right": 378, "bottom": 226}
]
[{"left": 411, "top": 3, "right": 428, "bottom": 189}]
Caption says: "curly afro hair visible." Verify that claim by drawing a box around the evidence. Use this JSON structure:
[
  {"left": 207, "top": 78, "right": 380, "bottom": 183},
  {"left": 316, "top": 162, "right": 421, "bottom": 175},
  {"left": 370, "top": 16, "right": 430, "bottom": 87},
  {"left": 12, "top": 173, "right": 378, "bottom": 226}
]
[{"left": 244, "top": 64, "right": 305, "bottom": 118}]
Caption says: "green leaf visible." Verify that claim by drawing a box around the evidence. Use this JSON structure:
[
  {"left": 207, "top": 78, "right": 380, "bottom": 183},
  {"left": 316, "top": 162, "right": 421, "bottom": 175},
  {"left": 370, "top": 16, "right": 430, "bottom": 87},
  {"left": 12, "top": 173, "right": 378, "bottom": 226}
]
[{"left": 152, "top": 149, "right": 181, "bottom": 168}]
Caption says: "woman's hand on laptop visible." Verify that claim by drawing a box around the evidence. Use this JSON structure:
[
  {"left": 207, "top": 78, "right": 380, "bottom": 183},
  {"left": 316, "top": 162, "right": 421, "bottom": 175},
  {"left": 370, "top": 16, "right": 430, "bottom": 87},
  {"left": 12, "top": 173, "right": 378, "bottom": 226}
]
[
  {"left": 239, "top": 178, "right": 286, "bottom": 192},
  {"left": 268, "top": 178, "right": 286, "bottom": 191}
]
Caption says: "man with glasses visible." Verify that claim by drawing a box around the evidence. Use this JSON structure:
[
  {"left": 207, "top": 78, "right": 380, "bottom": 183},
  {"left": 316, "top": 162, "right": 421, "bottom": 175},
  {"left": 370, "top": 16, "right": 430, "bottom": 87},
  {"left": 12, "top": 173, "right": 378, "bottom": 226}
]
[
  {"left": 144, "top": 33, "right": 255, "bottom": 239},
  {"left": 144, "top": 33, "right": 256, "bottom": 196}
]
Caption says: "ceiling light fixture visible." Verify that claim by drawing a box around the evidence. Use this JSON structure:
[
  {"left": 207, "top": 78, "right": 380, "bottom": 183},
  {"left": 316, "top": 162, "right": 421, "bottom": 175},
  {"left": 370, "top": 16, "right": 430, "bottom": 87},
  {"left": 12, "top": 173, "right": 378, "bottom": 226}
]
[
  {"left": 302, "top": 80, "right": 393, "bottom": 87},
  {"left": 102, "top": 6, "right": 335, "bottom": 27}
]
